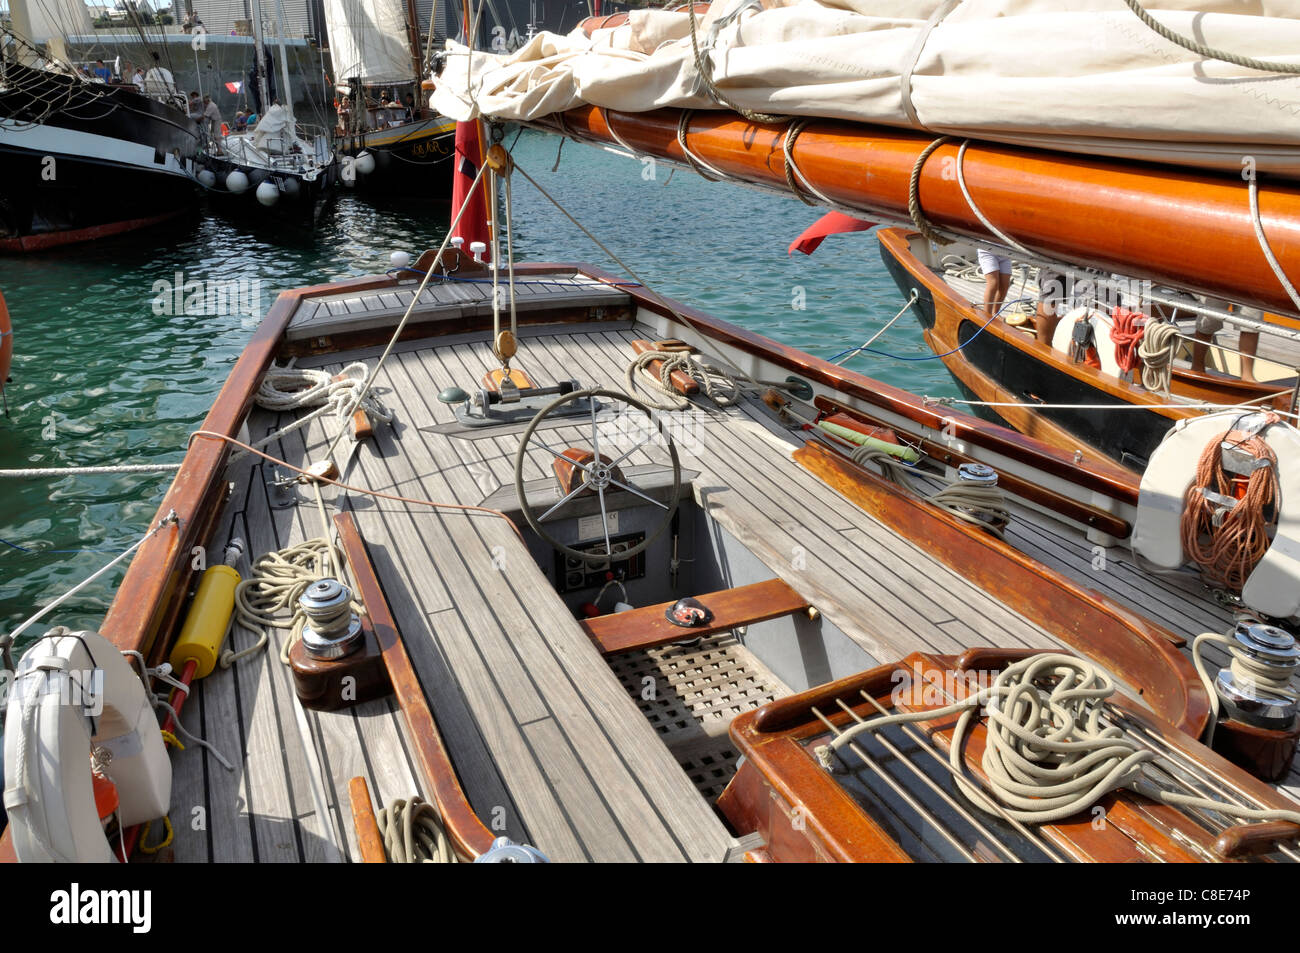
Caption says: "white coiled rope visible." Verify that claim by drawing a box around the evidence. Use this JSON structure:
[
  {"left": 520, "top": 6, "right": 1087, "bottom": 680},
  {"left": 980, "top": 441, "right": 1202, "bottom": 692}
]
[
  {"left": 816, "top": 652, "right": 1300, "bottom": 829},
  {"left": 1138, "top": 321, "right": 1179, "bottom": 394},
  {"left": 250, "top": 362, "right": 394, "bottom": 451},
  {"left": 377, "top": 796, "right": 460, "bottom": 863},
  {"left": 626, "top": 348, "right": 743, "bottom": 411}
]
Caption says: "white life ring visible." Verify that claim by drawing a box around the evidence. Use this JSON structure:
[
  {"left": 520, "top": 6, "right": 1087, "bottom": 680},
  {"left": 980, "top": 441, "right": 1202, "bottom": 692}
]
[
  {"left": 3, "top": 628, "right": 171, "bottom": 862},
  {"left": 1132, "top": 411, "right": 1300, "bottom": 619},
  {"left": 1050, "top": 306, "right": 1122, "bottom": 377}
]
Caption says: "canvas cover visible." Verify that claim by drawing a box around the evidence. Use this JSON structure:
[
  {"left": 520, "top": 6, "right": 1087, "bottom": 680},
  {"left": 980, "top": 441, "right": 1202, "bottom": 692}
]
[{"left": 429, "top": 0, "right": 1300, "bottom": 173}]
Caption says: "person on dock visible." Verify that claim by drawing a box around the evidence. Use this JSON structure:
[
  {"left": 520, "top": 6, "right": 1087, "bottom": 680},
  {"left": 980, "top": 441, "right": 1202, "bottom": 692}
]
[
  {"left": 132, "top": 66, "right": 145, "bottom": 91},
  {"left": 92, "top": 59, "right": 112, "bottom": 82},
  {"left": 978, "top": 248, "right": 1011, "bottom": 317},
  {"left": 233, "top": 111, "right": 248, "bottom": 133},
  {"left": 187, "top": 91, "right": 203, "bottom": 123},
  {"left": 201, "top": 94, "right": 223, "bottom": 142}
]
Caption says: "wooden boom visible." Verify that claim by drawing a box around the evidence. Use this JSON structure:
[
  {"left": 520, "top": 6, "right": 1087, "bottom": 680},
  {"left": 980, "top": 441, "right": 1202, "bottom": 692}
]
[{"left": 537, "top": 106, "right": 1300, "bottom": 318}]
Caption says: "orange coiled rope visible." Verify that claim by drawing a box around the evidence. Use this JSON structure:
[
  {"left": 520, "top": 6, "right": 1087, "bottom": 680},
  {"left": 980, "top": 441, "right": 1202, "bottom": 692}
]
[
  {"left": 1180, "top": 418, "right": 1281, "bottom": 592},
  {"left": 1109, "top": 306, "right": 1145, "bottom": 375}
]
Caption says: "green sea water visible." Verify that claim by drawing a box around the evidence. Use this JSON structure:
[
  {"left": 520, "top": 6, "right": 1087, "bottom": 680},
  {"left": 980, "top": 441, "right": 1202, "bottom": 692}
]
[{"left": 0, "top": 130, "right": 959, "bottom": 646}]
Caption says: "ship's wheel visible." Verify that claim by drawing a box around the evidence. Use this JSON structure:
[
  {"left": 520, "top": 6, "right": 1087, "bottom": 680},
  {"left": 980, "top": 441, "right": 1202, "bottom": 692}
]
[{"left": 514, "top": 388, "right": 681, "bottom": 562}]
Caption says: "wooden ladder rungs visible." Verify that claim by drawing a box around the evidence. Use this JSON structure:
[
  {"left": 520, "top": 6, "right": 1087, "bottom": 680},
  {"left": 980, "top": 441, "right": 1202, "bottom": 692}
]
[{"left": 581, "top": 578, "right": 811, "bottom": 656}]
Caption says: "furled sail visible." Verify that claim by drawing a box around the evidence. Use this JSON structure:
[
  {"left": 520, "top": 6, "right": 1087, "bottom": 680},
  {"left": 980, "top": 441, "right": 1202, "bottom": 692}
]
[
  {"left": 430, "top": 0, "right": 1300, "bottom": 175},
  {"left": 324, "top": 0, "right": 414, "bottom": 88}
]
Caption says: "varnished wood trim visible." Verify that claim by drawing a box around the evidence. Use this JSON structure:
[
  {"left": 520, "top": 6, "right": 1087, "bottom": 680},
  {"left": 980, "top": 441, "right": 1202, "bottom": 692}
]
[
  {"left": 335, "top": 512, "right": 496, "bottom": 860},
  {"left": 348, "top": 776, "right": 388, "bottom": 863},
  {"left": 581, "top": 578, "right": 809, "bottom": 655},
  {"left": 542, "top": 107, "right": 1300, "bottom": 317},
  {"left": 792, "top": 440, "right": 1211, "bottom": 736}
]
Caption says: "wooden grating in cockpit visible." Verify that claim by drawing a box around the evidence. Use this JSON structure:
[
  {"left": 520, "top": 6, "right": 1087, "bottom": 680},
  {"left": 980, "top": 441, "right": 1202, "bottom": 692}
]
[{"left": 607, "top": 634, "right": 791, "bottom": 802}]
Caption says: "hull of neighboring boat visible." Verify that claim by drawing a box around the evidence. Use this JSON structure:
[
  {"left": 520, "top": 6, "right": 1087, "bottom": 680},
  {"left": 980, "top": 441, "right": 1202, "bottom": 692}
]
[
  {"left": 877, "top": 227, "right": 1294, "bottom": 470},
  {"left": 200, "top": 152, "right": 340, "bottom": 225},
  {"left": 336, "top": 116, "right": 456, "bottom": 197},
  {"left": 0, "top": 67, "right": 201, "bottom": 251}
]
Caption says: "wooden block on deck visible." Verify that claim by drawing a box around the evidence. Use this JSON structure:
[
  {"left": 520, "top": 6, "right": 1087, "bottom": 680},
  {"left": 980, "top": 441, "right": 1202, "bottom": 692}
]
[
  {"left": 630, "top": 339, "right": 699, "bottom": 396},
  {"left": 581, "top": 578, "right": 810, "bottom": 656},
  {"left": 481, "top": 367, "right": 536, "bottom": 392}
]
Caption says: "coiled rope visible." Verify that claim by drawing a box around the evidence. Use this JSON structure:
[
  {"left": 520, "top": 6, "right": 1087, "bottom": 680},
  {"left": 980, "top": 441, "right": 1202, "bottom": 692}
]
[
  {"left": 626, "top": 346, "right": 743, "bottom": 410},
  {"left": 377, "top": 796, "right": 460, "bottom": 863},
  {"left": 250, "top": 362, "right": 394, "bottom": 451},
  {"left": 1192, "top": 631, "right": 1299, "bottom": 747},
  {"left": 1108, "top": 307, "right": 1145, "bottom": 376},
  {"left": 1180, "top": 417, "right": 1280, "bottom": 593},
  {"left": 1137, "top": 320, "right": 1179, "bottom": 393},
  {"left": 817, "top": 652, "right": 1300, "bottom": 828}
]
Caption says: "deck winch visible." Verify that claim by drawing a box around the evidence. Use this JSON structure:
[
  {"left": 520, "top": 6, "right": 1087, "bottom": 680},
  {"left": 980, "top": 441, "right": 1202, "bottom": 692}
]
[
  {"left": 299, "top": 579, "right": 363, "bottom": 660},
  {"left": 1214, "top": 622, "right": 1300, "bottom": 732}
]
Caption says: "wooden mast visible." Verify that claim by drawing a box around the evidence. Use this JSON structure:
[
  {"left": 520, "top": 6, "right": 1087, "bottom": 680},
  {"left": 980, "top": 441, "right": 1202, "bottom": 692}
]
[
  {"left": 538, "top": 106, "right": 1300, "bottom": 318},
  {"left": 403, "top": 0, "right": 426, "bottom": 119}
]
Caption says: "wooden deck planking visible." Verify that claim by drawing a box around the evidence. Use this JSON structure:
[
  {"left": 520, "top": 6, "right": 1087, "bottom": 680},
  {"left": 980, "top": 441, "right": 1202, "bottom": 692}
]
[{"left": 335, "top": 361, "right": 726, "bottom": 861}]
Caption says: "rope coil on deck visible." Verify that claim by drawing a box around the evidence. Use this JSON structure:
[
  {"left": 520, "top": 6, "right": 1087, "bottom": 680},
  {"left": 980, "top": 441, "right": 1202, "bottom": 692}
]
[
  {"left": 816, "top": 652, "right": 1300, "bottom": 830},
  {"left": 377, "top": 796, "right": 460, "bottom": 863}
]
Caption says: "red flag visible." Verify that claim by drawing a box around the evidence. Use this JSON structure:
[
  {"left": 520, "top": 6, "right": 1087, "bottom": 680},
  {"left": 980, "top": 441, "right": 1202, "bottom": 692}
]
[
  {"left": 787, "top": 211, "right": 876, "bottom": 256},
  {"left": 450, "top": 119, "right": 490, "bottom": 259}
]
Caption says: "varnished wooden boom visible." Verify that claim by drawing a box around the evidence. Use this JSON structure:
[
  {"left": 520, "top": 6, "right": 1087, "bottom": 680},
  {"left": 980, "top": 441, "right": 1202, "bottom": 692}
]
[{"left": 540, "top": 107, "right": 1300, "bottom": 318}]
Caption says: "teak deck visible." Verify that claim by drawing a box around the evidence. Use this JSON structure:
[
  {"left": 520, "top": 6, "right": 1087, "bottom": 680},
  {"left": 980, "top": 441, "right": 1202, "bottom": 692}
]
[{"left": 165, "top": 281, "right": 1171, "bottom": 861}]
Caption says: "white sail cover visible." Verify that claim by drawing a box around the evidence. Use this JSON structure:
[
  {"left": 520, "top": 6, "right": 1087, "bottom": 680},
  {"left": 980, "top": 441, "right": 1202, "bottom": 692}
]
[
  {"left": 430, "top": 0, "right": 1300, "bottom": 174},
  {"left": 325, "top": 0, "right": 413, "bottom": 87}
]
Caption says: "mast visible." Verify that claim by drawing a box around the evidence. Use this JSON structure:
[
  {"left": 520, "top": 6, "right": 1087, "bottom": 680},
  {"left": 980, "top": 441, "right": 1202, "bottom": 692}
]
[
  {"left": 404, "top": 0, "right": 424, "bottom": 116},
  {"left": 249, "top": 0, "right": 271, "bottom": 113},
  {"left": 273, "top": 0, "right": 295, "bottom": 122}
]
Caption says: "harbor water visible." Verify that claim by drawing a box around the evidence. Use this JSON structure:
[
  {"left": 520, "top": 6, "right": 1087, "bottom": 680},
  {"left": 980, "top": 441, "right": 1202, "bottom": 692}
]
[{"left": 0, "top": 130, "right": 959, "bottom": 645}]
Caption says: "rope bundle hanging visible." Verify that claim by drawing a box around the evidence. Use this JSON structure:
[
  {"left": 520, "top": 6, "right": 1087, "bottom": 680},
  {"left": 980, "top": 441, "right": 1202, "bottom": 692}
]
[
  {"left": 1108, "top": 306, "right": 1145, "bottom": 375},
  {"left": 1180, "top": 417, "right": 1281, "bottom": 593},
  {"left": 1137, "top": 320, "right": 1179, "bottom": 393},
  {"left": 817, "top": 652, "right": 1300, "bottom": 829},
  {"left": 377, "top": 796, "right": 460, "bottom": 863}
]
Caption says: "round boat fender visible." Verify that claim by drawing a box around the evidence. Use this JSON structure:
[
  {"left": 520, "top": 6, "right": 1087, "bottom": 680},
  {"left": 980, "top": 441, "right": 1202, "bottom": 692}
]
[
  {"left": 3, "top": 628, "right": 171, "bottom": 862},
  {"left": 1132, "top": 411, "right": 1300, "bottom": 619},
  {"left": 1050, "top": 306, "right": 1121, "bottom": 377}
]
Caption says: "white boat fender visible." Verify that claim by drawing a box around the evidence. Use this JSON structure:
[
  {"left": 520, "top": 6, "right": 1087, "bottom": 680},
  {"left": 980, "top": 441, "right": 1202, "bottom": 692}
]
[
  {"left": 1132, "top": 411, "right": 1300, "bottom": 619},
  {"left": 3, "top": 627, "right": 171, "bottom": 862},
  {"left": 1050, "top": 306, "right": 1122, "bottom": 377}
]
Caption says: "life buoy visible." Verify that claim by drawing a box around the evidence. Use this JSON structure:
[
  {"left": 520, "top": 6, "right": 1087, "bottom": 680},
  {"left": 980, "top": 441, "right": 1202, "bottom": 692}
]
[
  {"left": 1050, "top": 306, "right": 1120, "bottom": 376},
  {"left": 3, "top": 628, "right": 171, "bottom": 862},
  {"left": 1133, "top": 411, "right": 1300, "bottom": 619}
]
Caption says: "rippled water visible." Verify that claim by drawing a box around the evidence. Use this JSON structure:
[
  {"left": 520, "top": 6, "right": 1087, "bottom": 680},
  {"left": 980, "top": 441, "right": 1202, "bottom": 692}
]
[{"left": 0, "top": 129, "right": 958, "bottom": 644}]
